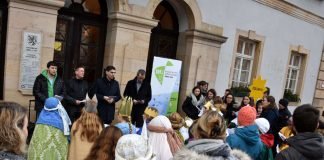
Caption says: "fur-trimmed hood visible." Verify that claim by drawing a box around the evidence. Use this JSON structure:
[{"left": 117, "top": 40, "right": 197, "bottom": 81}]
[
  {"left": 173, "top": 139, "right": 251, "bottom": 160},
  {"left": 173, "top": 148, "right": 251, "bottom": 160}
]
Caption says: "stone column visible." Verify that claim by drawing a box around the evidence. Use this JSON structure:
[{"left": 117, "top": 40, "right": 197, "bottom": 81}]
[
  {"left": 177, "top": 29, "right": 227, "bottom": 113},
  {"left": 4, "top": 0, "right": 63, "bottom": 107},
  {"left": 104, "top": 12, "right": 158, "bottom": 91}
]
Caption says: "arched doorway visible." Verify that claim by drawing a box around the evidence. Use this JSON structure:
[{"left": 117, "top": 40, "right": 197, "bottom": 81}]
[
  {"left": 54, "top": 0, "right": 108, "bottom": 84},
  {"left": 0, "top": 0, "right": 8, "bottom": 99},
  {"left": 146, "top": 1, "right": 179, "bottom": 81}
]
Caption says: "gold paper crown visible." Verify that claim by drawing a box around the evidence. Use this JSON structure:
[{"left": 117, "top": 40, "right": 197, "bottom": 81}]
[
  {"left": 144, "top": 107, "right": 158, "bottom": 118},
  {"left": 119, "top": 96, "right": 133, "bottom": 117}
]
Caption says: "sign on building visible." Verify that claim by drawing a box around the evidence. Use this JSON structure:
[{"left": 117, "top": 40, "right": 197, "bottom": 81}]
[{"left": 19, "top": 31, "right": 42, "bottom": 93}]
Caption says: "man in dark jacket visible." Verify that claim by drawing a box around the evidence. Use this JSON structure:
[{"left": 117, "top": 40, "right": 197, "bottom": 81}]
[
  {"left": 33, "top": 61, "right": 64, "bottom": 119},
  {"left": 64, "top": 65, "right": 88, "bottom": 123},
  {"left": 123, "top": 69, "right": 152, "bottom": 127},
  {"left": 93, "top": 65, "right": 121, "bottom": 125},
  {"left": 276, "top": 104, "right": 324, "bottom": 160}
]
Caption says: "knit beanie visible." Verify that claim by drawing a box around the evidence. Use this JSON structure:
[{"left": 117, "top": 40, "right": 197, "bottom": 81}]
[
  {"left": 238, "top": 106, "right": 256, "bottom": 126},
  {"left": 279, "top": 99, "right": 289, "bottom": 108},
  {"left": 255, "top": 118, "right": 270, "bottom": 134}
]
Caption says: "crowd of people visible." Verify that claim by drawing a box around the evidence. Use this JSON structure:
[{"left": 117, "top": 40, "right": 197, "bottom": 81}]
[{"left": 0, "top": 61, "right": 323, "bottom": 160}]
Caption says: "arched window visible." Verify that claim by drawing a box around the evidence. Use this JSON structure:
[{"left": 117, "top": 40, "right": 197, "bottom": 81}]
[{"left": 54, "top": 0, "right": 107, "bottom": 83}]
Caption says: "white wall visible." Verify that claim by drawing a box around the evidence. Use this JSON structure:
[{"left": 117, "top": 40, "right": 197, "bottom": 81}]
[{"left": 197, "top": 0, "right": 324, "bottom": 103}]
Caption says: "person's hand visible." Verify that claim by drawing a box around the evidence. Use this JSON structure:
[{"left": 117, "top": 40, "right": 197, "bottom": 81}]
[
  {"left": 104, "top": 96, "right": 109, "bottom": 102},
  {"left": 133, "top": 99, "right": 138, "bottom": 104},
  {"left": 140, "top": 100, "right": 145, "bottom": 104},
  {"left": 75, "top": 100, "right": 81, "bottom": 105},
  {"left": 165, "top": 128, "right": 174, "bottom": 133},
  {"left": 107, "top": 97, "right": 114, "bottom": 104}
]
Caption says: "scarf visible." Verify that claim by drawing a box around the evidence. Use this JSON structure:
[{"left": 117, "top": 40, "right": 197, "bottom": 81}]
[
  {"left": 37, "top": 101, "right": 71, "bottom": 135},
  {"left": 190, "top": 93, "right": 205, "bottom": 107}
]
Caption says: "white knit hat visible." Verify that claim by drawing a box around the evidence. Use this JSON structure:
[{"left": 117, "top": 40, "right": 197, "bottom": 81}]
[
  {"left": 115, "top": 134, "right": 156, "bottom": 160},
  {"left": 255, "top": 118, "right": 270, "bottom": 134}
]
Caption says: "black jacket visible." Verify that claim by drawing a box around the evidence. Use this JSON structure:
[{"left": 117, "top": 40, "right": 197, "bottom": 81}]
[
  {"left": 260, "top": 107, "right": 279, "bottom": 135},
  {"left": 182, "top": 96, "right": 203, "bottom": 120},
  {"left": 278, "top": 108, "right": 291, "bottom": 130},
  {"left": 33, "top": 74, "right": 64, "bottom": 111},
  {"left": 64, "top": 78, "right": 88, "bottom": 107},
  {"left": 275, "top": 132, "right": 324, "bottom": 160},
  {"left": 93, "top": 77, "right": 121, "bottom": 123},
  {"left": 123, "top": 77, "right": 152, "bottom": 107}
]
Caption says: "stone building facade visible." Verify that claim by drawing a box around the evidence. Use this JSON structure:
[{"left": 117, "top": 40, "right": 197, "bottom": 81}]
[{"left": 0, "top": 0, "right": 323, "bottom": 118}]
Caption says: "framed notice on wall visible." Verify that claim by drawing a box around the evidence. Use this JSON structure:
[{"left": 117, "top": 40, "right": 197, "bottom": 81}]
[{"left": 19, "top": 31, "right": 42, "bottom": 93}]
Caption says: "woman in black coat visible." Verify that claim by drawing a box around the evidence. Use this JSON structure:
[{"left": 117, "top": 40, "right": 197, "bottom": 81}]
[
  {"left": 260, "top": 95, "right": 279, "bottom": 157},
  {"left": 182, "top": 86, "right": 205, "bottom": 120},
  {"left": 223, "top": 93, "right": 237, "bottom": 124}
]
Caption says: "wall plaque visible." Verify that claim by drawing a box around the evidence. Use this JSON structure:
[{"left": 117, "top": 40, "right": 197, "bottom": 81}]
[{"left": 19, "top": 31, "right": 42, "bottom": 93}]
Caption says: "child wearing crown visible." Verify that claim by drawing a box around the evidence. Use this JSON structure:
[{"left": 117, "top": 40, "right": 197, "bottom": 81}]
[{"left": 115, "top": 97, "right": 137, "bottom": 135}]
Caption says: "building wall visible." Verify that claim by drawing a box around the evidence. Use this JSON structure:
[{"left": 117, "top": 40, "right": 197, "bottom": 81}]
[
  {"left": 285, "top": 0, "right": 324, "bottom": 17},
  {"left": 196, "top": 0, "right": 324, "bottom": 103}
]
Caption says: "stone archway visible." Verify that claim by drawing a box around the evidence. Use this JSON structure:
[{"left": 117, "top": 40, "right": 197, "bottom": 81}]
[
  {"left": 103, "top": 0, "right": 227, "bottom": 113},
  {"left": 145, "top": 0, "right": 227, "bottom": 113}
]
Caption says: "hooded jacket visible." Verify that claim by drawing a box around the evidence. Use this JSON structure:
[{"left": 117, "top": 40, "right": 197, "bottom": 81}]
[
  {"left": 226, "top": 125, "right": 263, "bottom": 159},
  {"left": 275, "top": 132, "right": 324, "bottom": 160},
  {"left": 33, "top": 70, "right": 64, "bottom": 111},
  {"left": 173, "top": 139, "right": 251, "bottom": 160}
]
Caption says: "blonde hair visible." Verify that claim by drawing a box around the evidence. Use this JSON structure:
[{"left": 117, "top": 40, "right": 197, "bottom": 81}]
[
  {"left": 0, "top": 102, "right": 28, "bottom": 155},
  {"left": 191, "top": 110, "right": 227, "bottom": 140},
  {"left": 168, "top": 112, "right": 184, "bottom": 130},
  {"left": 73, "top": 108, "right": 103, "bottom": 142}
]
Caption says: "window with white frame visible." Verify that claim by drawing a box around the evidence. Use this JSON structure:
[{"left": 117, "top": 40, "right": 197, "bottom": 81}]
[
  {"left": 285, "top": 52, "right": 302, "bottom": 94},
  {"left": 232, "top": 38, "right": 256, "bottom": 87}
]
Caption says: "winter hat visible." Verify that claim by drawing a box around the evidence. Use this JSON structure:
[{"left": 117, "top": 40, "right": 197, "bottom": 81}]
[
  {"left": 255, "top": 118, "right": 270, "bottom": 134},
  {"left": 44, "top": 97, "right": 59, "bottom": 109},
  {"left": 238, "top": 106, "right": 256, "bottom": 126},
  {"left": 115, "top": 134, "right": 155, "bottom": 160},
  {"left": 279, "top": 99, "right": 289, "bottom": 108}
]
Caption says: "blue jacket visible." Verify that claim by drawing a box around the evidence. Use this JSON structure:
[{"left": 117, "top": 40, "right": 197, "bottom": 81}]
[{"left": 226, "top": 125, "right": 263, "bottom": 159}]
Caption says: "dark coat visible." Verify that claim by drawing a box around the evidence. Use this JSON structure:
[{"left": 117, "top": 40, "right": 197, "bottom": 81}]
[
  {"left": 33, "top": 74, "right": 64, "bottom": 111},
  {"left": 182, "top": 96, "right": 203, "bottom": 120},
  {"left": 64, "top": 78, "right": 88, "bottom": 107},
  {"left": 123, "top": 77, "right": 152, "bottom": 127},
  {"left": 123, "top": 77, "right": 152, "bottom": 107},
  {"left": 260, "top": 107, "right": 279, "bottom": 135},
  {"left": 224, "top": 103, "right": 238, "bottom": 123},
  {"left": 93, "top": 77, "right": 121, "bottom": 124},
  {"left": 275, "top": 132, "right": 324, "bottom": 160},
  {"left": 278, "top": 108, "right": 291, "bottom": 130}
]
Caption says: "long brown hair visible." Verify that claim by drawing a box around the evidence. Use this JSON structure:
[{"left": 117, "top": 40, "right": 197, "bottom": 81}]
[
  {"left": 72, "top": 109, "right": 103, "bottom": 142},
  {"left": 85, "top": 126, "right": 122, "bottom": 160},
  {"left": 191, "top": 110, "right": 227, "bottom": 140},
  {"left": 0, "top": 102, "right": 28, "bottom": 155},
  {"left": 265, "top": 96, "right": 277, "bottom": 109}
]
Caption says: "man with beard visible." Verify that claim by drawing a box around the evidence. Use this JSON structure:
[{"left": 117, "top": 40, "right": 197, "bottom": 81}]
[
  {"left": 64, "top": 65, "right": 88, "bottom": 123},
  {"left": 33, "top": 61, "right": 64, "bottom": 119},
  {"left": 93, "top": 65, "right": 121, "bottom": 125},
  {"left": 123, "top": 69, "right": 152, "bottom": 127}
]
